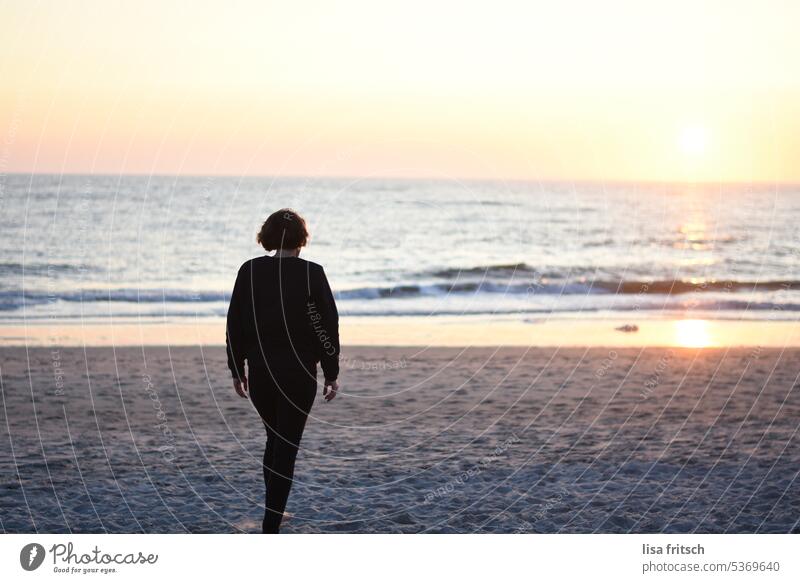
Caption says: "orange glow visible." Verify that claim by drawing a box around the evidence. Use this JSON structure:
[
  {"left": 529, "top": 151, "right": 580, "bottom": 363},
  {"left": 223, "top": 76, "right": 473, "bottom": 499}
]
[
  {"left": 673, "top": 319, "right": 714, "bottom": 348},
  {"left": 4, "top": 317, "right": 800, "bottom": 348},
  {"left": 1, "top": 1, "right": 800, "bottom": 181}
]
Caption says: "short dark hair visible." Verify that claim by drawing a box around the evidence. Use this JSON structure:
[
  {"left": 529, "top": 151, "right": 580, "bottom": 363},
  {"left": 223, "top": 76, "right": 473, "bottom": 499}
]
[{"left": 257, "top": 208, "right": 309, "bottom": 251}]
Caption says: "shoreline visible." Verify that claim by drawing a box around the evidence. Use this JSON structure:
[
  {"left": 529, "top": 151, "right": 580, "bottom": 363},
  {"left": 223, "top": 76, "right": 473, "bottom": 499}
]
[{"left": 1, "top": 315, "right": 798, "bottom": 347}]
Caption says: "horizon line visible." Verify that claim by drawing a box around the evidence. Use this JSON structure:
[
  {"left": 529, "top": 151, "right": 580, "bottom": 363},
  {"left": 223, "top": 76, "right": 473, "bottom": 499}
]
[{"left": 4, "top": 171, "right": 800, "bottom": 188}]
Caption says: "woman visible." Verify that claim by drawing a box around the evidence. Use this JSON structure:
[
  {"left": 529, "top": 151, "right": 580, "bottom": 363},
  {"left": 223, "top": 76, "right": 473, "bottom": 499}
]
[{"left": 226, "top": 208, "right": 340, "bottom": 534}]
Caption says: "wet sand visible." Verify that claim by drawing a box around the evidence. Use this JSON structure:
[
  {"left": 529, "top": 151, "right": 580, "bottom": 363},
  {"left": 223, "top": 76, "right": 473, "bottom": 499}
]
[
  {"left": 3, "top": 316, "right": 800, "bottom": 348},
  {"left": 1, "top": 346, "right": 798, "bottom": 533}
]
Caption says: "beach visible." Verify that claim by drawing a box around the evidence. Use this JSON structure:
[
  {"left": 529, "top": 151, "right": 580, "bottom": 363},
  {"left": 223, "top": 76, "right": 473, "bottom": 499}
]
[
  {"left": 2, "top": 344, "right": 797, "bottom": 533},
  {"left": 2, "top": 176, "right": 799, "bottom": 534},
  {"left": 4, "top": 3, "right": 800, "bottom": 579}
]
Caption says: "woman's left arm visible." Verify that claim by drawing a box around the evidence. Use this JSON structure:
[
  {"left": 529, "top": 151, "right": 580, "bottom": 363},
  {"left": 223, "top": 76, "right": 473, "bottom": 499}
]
[{"left": 313, "top": 265, "right": 340, "bottom": 401}]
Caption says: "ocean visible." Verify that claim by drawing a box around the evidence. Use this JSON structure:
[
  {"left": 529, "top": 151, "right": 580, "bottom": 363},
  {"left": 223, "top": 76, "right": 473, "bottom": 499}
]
[{"left": 1, "top": 174, "right": 798, "bottom": 324}]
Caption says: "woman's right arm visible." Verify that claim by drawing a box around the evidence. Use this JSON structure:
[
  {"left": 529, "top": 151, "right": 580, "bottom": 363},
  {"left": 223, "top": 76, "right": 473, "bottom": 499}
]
[{"left": 226, "top": 262, "right": 249, "bottom": 393}]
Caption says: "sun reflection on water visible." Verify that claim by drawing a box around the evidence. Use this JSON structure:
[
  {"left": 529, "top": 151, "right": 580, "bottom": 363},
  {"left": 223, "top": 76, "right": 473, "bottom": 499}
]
[{"left": 674, "top": 319, "right": 714, "bottom": 348}]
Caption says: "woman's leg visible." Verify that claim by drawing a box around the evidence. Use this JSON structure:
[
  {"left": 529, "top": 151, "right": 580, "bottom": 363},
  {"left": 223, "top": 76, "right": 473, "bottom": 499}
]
[
  {"left": 262, "top": 423, "right": 277, "bottom": 507},
  {"left": 262, "top": 368, "right": 316, "bottom": 533},
  {"left": 248, "top": 357, "right": 317, "bottom": 534},
  {"left": 247, "top": 365, "right": 281, "bottom": 531}
]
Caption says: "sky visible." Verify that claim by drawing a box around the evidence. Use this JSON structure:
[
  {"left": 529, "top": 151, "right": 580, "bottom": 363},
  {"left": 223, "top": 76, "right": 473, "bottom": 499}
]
[{"left": 1, "top": 0, "right": 799, "bottom": 182}]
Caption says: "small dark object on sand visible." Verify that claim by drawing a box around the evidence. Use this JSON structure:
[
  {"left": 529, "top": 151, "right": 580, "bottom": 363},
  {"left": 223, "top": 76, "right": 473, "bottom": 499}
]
[{"left": 615, "top": 324, "right": 639, "bottom": 333}]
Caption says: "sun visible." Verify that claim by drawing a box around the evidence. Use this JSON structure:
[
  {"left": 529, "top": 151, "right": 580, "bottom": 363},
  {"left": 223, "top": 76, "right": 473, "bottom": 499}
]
[{"left": 678, "top": 126, "right": 709, "bottom": 157}]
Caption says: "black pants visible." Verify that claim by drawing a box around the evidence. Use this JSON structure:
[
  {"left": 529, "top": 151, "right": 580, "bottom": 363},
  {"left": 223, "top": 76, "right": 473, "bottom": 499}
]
[{"left": 248, "top": 354, "right": 317, "bottom": 533}]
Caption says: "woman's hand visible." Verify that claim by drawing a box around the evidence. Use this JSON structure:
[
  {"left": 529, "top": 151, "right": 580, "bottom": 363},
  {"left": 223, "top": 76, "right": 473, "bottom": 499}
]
[
  {"left": 323, "top": 379, "right": 339, "bottom": 402},
  {"left": 233, "top": 377, "right": 248, "bottom": 398}
]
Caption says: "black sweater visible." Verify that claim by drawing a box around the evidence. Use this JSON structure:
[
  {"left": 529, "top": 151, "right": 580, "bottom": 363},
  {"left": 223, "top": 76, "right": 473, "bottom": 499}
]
[{"left": 226, "top": 256, "right": 340, "bottom": 382}]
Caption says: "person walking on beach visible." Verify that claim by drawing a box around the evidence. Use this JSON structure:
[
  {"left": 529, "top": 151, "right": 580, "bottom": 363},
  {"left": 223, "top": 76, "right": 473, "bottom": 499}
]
[{"left": 226, "top": 208, "right": 340, "bottom": 533}]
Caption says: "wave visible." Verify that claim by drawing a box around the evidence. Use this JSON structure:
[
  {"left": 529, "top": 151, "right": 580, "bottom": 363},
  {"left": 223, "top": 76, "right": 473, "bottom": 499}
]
[
  {"left": 337, "top": 281, "right": 594, "bottom": 299},
  {"left": 6, "top": 299, "right": 800, "bottom": 320},
  {"left": 337, "top": 279, "right": 798, "bottom": 300},
  {"left": 0, "top": 289, "right": 229, "bottom": 311},
  {"left": 596, "top": 280, "right": 798, "bottom": 294},
  {"left": 428, "top": 263, "right": 540, "bottom": 278},
  {"left": 0, "top": 262, "right": 96, "bottom": 276},
  {"left": 1, "top": 278, "right": 797, "bottom": 312}
]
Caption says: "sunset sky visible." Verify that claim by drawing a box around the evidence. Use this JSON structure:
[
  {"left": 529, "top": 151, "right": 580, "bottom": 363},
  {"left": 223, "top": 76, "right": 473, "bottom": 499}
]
[{"left": 1, "top": 0, "right": 798, "bottom": 182}]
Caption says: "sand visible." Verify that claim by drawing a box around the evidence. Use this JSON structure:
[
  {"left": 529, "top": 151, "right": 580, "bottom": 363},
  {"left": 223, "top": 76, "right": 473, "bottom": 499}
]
[{"left": 1, "top": 345, "right": 798, "bottom": 533}]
